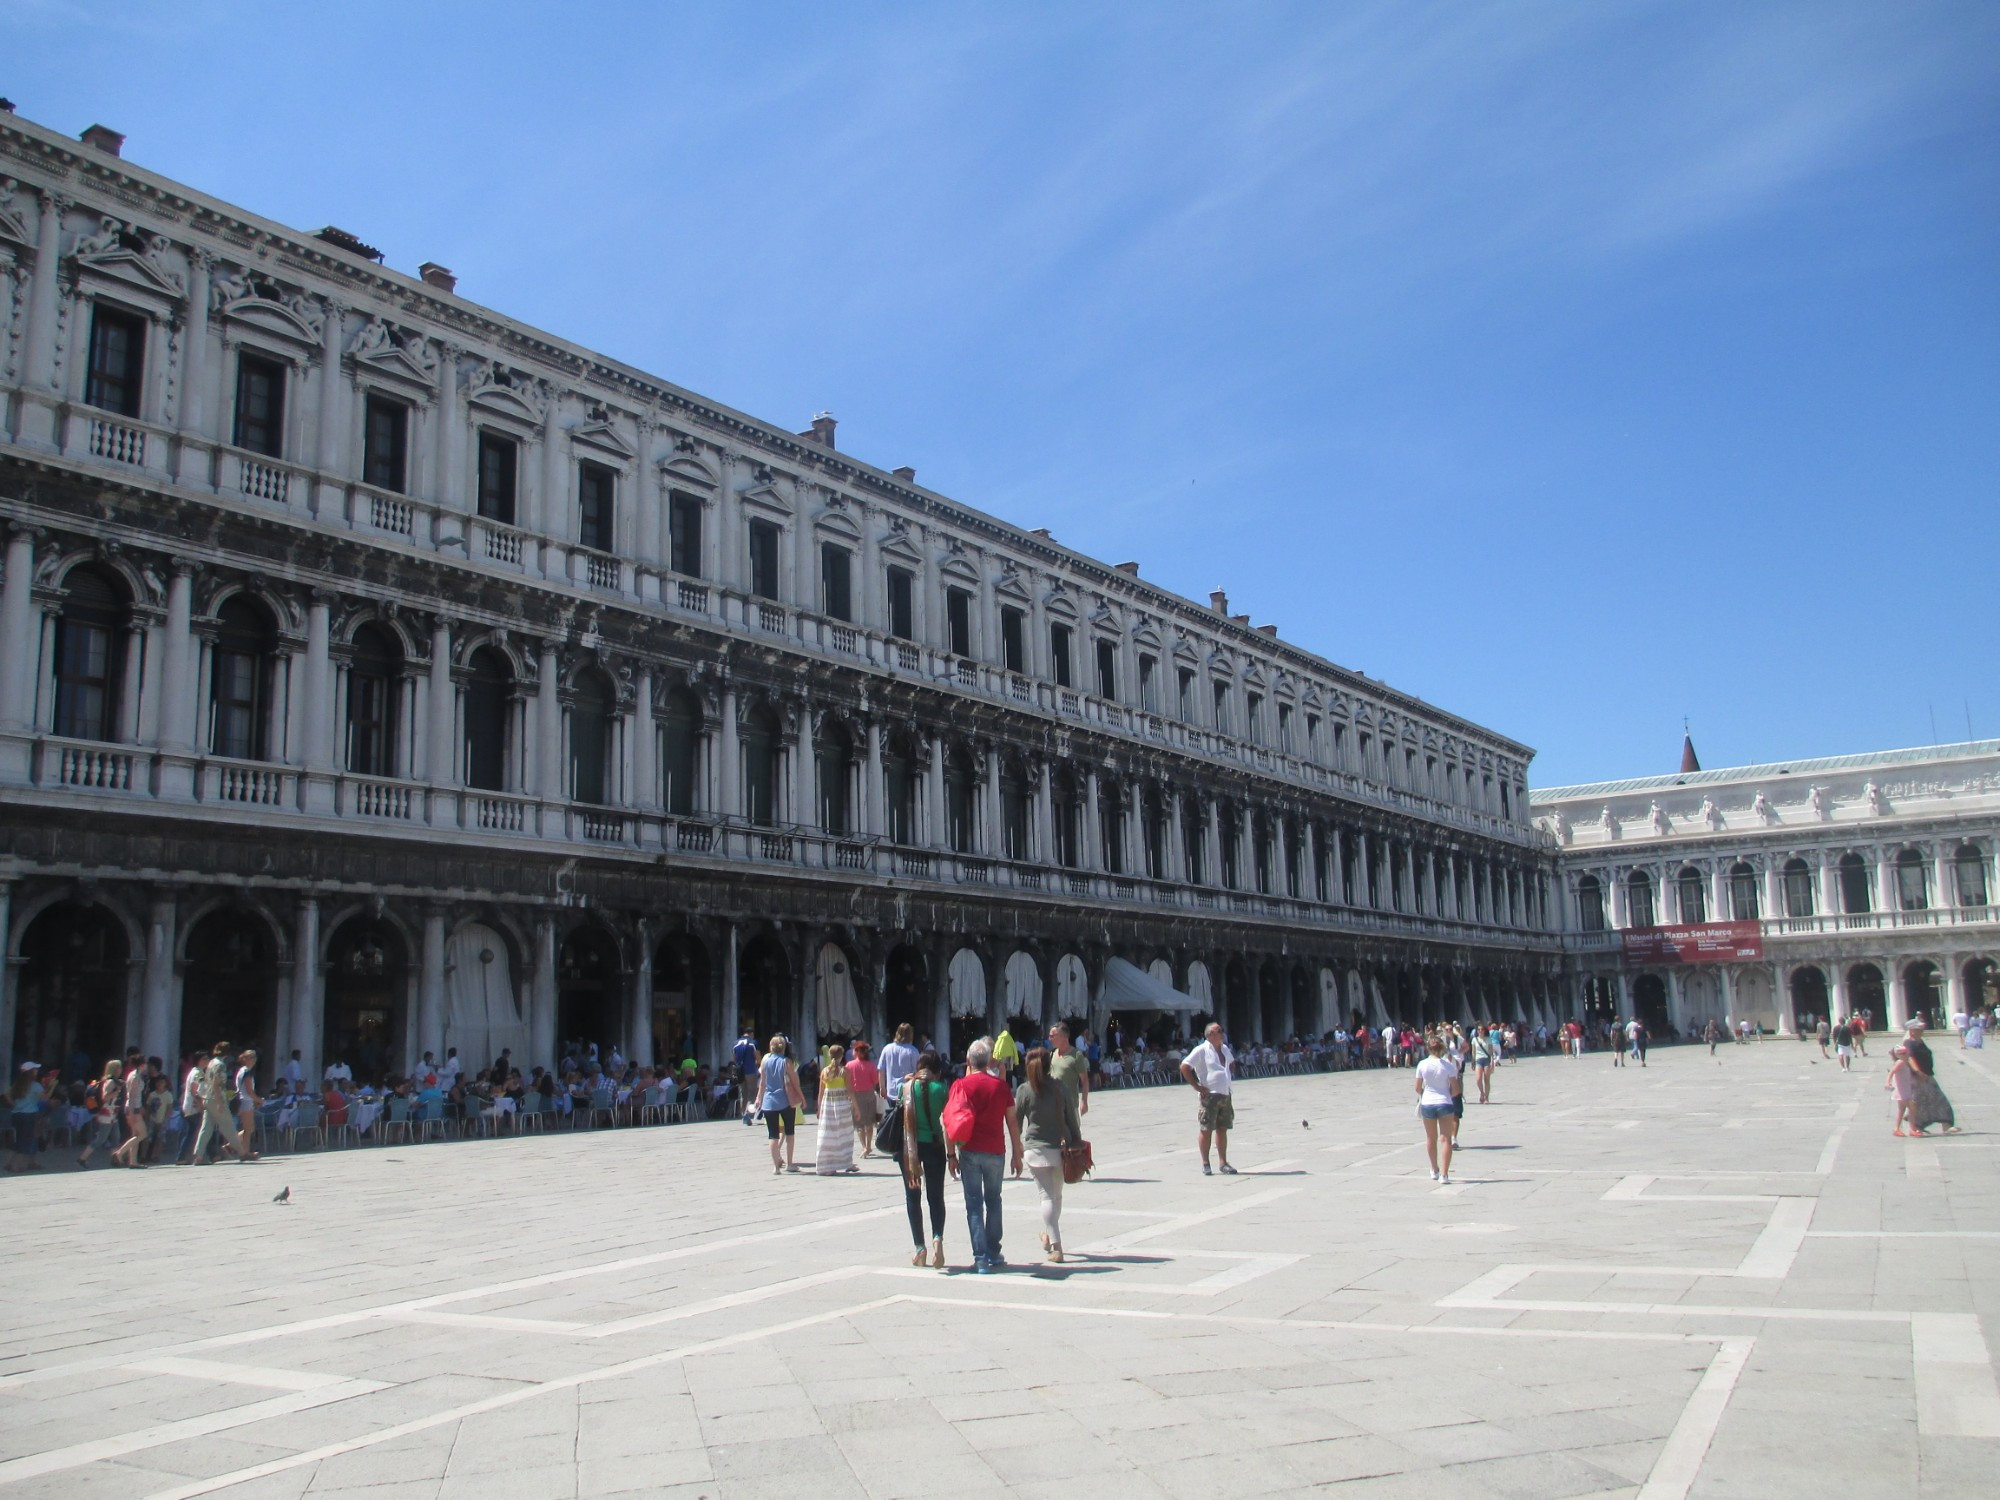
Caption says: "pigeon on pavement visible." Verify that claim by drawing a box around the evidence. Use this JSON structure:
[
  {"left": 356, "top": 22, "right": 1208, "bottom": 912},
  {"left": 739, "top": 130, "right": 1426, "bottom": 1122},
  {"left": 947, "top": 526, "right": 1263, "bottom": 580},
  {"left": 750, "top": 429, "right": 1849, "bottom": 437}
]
[{"left": 272, "top": 1186, "right": 290, "bottom": 1204}]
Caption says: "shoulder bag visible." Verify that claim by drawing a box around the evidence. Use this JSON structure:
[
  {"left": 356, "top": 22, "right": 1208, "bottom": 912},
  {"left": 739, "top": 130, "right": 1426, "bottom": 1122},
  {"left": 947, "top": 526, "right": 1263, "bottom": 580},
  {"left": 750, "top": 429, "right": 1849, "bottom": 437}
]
[
  {"left": 1061, "top": 1139, "right": 1094, "bottom": 1184},
  {"left": 874, "top": 1081, "right": 907, "bottom": 1157},
  {"left": 941, "top": 1079, "right": 977, "bottom": 1146}
]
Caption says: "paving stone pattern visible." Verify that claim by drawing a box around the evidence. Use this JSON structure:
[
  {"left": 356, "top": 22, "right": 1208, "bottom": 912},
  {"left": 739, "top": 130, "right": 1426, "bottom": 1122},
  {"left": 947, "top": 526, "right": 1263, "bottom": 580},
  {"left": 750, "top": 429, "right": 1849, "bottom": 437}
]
[{"left": 2, "top": 1039, "right": 1996, "bottom": 1499}]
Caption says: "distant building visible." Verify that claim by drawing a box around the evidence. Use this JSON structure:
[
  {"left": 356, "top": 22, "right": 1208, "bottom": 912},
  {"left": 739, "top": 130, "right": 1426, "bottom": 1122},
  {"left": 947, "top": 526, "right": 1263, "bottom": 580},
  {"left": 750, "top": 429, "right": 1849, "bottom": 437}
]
[{"left": 1534, "top": 739, "right": 2000, "bottom": 1035}]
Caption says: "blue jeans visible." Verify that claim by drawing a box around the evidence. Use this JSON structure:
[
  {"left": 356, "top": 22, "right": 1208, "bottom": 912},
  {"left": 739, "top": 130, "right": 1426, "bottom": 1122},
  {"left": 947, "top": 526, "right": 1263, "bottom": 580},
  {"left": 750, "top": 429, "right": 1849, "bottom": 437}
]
[{"left": 959, "top": 1150, "right": 1004, "bottom": 1262}]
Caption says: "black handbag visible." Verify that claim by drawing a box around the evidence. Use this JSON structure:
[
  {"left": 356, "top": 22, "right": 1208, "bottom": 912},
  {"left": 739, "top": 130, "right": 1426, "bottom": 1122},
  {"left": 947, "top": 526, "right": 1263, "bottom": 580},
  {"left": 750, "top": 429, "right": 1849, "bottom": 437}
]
[{"left": 874, "top": 1095, "right": 905, "bottom": 1157}]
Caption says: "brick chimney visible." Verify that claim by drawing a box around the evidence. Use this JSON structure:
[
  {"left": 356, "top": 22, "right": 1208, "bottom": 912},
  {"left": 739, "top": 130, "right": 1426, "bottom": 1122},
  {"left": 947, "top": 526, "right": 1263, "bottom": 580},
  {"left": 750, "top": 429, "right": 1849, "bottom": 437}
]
[
  {"left": 418, "top": 262, "right": 458, "bottom": 293},
  {"left": 81, "top": 124, "right": 124, "bottom": 157},
  {"left": 892, "top": 465, "right": 916, "bottom": 482},
  {"left": 1209, "top": 589, "right": 1229, "bottom": 613},
  {"left": 1115, "top": 562, "right": 1140, "bottom": 577},
  {"left": 799, "top": 413, "right": 837, "bottom": 449},
  {"left": 1256, "top": 624, "right": 1278, "bottom": 638}
]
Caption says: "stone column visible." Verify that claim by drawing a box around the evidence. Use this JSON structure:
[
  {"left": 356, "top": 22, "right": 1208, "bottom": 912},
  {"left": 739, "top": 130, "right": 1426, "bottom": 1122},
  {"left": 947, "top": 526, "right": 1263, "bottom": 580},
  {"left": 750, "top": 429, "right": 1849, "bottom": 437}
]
[
  {"left": 1301, "top": 820, "right": 1318, "bottom": 902},
  {"left": 1886, "top": 959, "right": 1910, "bottom": 1030},
  {"left": 1167, "top": 787, "right": 1187, "bottom": 884},
  {"left": 313, "top": 299, "right": 348, "bottom": 514},
  {"left": 1082, "top": 771, "right": 1102, "bottom": 871},
  {"left": 426, "top": 616, "right": 455, "bottom": 815},
  {"left": 139, "top": 892, "right": 178, "bottom": 1064},
  {"left": 630, "top": 921, "right": 654, "bottom": 1067},
  {"left": 633, "top": 668, "right": 658, "bottom": 814},
  {"left": 290, "top": 898, "right": 322, "bottom": 1083},
  {"left": 718, "top": 686, "right": 740, "bottom": 822},
  {"left": 1203, "top": 799, "right": 1221, "bottom": 886},
  {"left": 418, "top": 907, "right": 447, "bottom": 1068},
  {"left": 1036, "top": 758, "right": 1055, "bottom": 865},
  {"left": 0, "top": 528, "right": 39, "bottom": 754},
  {"left": 17, "top": 190, "right": 65, "bottom": 448},
  {"left": 719, "top": 922, "right": 740, "bottom": 1069},
  {"left": 155, "top": 562, "right": 199, "bottom": 798},
  {"left": 177, "top": 251, "right": 212, "bottom": 457},
  {"left": 535, "top": 640, "right": 563, "bottom": 802},
  {"left": 300, "top": 591, "right": 335, "bottom": 812},
  {"left": 434, "top": 343, "right": 461, "bottom": 507},
  {"left": 862, "top": 717, "right": 883, "bottom": 838},
  {"left": 925, "top": 735, "right": 946, "bottom": 849},
  {"left": 983, "top": 743, "right": 1002, "bottom": 856},
  {"left": 530, "top": 916, "right": 558, "bottom": 1068}
]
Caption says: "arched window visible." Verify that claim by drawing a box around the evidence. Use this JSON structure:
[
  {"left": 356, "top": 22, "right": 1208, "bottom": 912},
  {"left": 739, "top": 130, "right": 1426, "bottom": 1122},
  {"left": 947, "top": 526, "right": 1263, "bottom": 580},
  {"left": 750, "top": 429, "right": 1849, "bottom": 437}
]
[
  {"left": 1143, "top": 787, "right": 1168, "bottom": 881},
  {"left": 1729, "top": 862, "right": 1759, "bottom": 921},
  {"left": 1894, "top": 848, "right": 1928, "bottom": 911},
  {"left": 659, "top": 685, "right": 700, "bottom": 815},
  {"left": 1218, "top": 799, "right": 1241, "bottom": 888},
  {"left": 569, "top": 668, "right": 615, "bottom": 806},
  {"left": 1182, "top": 794, "right": 1206, "bottom": 885},
  {"left": 945, "top": 744, "right": 977, "bottom": 854},
  {"left": 740, "top": 702, "right": 780, "bottom": 828},
  {"left": 883, "top": 732, "right": 918, "bottom": 845},
  {"left": 1838, "top": 852, "right": 1871, "bottom": 915},
  {"left": 1577, "top": 874, "right": 1605, "bottom": 932},
  {"left": 1000, "top": 756, "right": 1031, "bottom": 861},
  {"left": 1051, "top": 767, "right": 1081, "bottom": 869},
  {"left": 1100, "top": 775, "right": 1127, "bottom": 875},
  {"left": 816, "top": 721, "right": 852, "bottom": 835},
  {"left": 1783, "top": 857, "right": 1814, "bottom": 918},
  {"left": 345, "top": 624, "right": 402, "bottom": 776},
  {"left": 1677, "top": 867, "right": 1706, "bottom": 925},
  {"left": 463, "top": 647, "right": 512, "bottom": 791},
  {"left": 1626, "top": 869, "right": 1655, "bottom": 929},
  {"left": 1955, "top": 843, "right": 1989, "bottom": 908},
  {"left": 52, "top": 566, "right": 129, "bottom": 743},
  {"left": 210, "top": 596, "right": 276, "bottom": 761}
]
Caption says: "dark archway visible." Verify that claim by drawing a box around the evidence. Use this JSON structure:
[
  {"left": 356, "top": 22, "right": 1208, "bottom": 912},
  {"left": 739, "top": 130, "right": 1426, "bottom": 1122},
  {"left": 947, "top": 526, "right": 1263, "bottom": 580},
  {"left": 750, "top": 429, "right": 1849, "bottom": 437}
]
[
  {"left": 1902, "top": 961, "right": 1942, "bottom": 1028},
  {"left": 1222, "top": 956, "right": 1252, "bottom": 1045},
  {"left": 1258, "top": 958, "right": 1285, "bottom": 1042},
  {"left": 15, "top": 901, "right": 129, "bottom": 1079},
  {"left": 1790, "top": 967, "right": 1828, "bottom": 1033},
  {"left": 323, "top": 916, "right": 408, "bottom": 1086},
  {"left": 885, "top": 943, "right": 929, "bottom": 1040},
  {"left": 652, "top": 933, "right": 710, "bottom": 1068},
  {"left": 1846, "top": 964, "right": 1884, "bottom": 1029},
  {"left": 737, "top": 933, "right": 792, "bottom": 1045},
  {"left": 557, "top": 927, "right": 622, "bottom": 1062},
  {"left": 181, "top": 909, "right": 281, "bottom": 1077},
  {"left": 1632, "top": 973, "right": 1669, "bottom": 1034}
]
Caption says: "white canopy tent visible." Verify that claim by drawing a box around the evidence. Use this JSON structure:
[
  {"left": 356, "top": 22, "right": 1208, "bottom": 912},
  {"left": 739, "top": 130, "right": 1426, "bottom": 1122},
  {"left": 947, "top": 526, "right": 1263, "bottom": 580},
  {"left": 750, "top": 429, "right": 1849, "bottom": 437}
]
[{"left": 1100, "top": 956, "right": 1196, "bottom": 1027}]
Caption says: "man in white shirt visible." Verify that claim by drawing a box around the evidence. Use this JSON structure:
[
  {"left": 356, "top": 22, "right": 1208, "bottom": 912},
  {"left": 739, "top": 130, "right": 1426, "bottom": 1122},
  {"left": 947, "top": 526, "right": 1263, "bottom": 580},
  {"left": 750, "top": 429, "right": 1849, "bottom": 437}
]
[
  {"left": 1179, "top": 1022, "right": 1237, "bottom": 1176},
  {"left": 322, "top": 1057, "right": 352, "bottom": 1088},
  {"left": 281, "top": 1050, "right": 305, "bottom": 1091},
  {"left": 438, "top": 1048, "right": 462, "bottom": 1087}
]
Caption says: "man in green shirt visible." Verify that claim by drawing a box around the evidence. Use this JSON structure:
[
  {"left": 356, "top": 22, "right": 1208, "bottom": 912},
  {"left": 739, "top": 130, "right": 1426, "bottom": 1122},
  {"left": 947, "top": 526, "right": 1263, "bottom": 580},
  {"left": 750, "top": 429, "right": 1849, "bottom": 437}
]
[{"left": 1047, "top": 1022, "right": 1089, "bottom": 1117}]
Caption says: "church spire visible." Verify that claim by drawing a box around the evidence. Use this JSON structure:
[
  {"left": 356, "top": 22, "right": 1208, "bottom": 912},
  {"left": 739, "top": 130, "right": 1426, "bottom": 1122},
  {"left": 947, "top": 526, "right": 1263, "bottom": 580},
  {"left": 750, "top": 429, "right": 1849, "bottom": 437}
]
[{"left": 1680, "top": 719, "right": 1700, "bottom": 774}]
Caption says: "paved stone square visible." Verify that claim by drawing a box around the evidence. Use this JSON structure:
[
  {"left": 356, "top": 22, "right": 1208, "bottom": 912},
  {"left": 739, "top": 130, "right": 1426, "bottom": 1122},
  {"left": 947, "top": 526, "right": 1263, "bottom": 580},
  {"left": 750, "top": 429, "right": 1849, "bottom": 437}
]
[{"left": 2, "top": 1041, "right": 1997, "bottom": 1499}]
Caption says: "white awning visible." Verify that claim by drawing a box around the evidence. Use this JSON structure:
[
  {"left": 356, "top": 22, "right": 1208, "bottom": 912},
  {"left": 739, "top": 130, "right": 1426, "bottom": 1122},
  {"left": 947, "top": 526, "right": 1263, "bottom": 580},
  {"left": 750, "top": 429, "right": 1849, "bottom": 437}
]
[{"left": 1101, "top": 956, "right": 1194, "bottom": 1015}]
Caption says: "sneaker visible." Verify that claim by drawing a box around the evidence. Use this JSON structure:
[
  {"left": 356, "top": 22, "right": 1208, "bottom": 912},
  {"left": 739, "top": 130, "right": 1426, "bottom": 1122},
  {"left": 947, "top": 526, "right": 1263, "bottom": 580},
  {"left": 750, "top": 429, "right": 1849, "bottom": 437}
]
[
  {"left": 1439, "top": 1174, "right": 1450, "bottom": 1186},
  {"left": 1218, "top": 1163, "right": 1238, "bottom": 1175},
  {"left": 988, "top": 1253, "right": 1007, "bottom": 1269},
  {"left": 1202, "top": 1162, "right": 1213, "bottom": 1176},
  {"left": 973, "top": 1257, "right": 994, "bottom": 1276},
  {"left": 1430, "top": 1169, "right": 1440, "bottom": 1182}
]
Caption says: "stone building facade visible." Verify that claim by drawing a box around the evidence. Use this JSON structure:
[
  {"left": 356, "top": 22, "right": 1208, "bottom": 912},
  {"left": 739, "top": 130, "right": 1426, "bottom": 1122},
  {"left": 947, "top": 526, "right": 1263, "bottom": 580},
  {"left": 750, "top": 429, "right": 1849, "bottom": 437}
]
[
  {"left": 0, "top": 110, "right": 1560, "bottom": 1084},
  {"left": 1533, "top": 741, "right": 2000, "bottom": 1036}
]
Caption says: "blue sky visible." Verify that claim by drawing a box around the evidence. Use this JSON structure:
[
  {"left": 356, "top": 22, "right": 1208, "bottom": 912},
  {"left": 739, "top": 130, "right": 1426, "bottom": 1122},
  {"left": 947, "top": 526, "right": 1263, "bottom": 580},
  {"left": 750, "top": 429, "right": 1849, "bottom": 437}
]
[{"left": 10, "top": 2, "right": 1996, "bottom": 785}]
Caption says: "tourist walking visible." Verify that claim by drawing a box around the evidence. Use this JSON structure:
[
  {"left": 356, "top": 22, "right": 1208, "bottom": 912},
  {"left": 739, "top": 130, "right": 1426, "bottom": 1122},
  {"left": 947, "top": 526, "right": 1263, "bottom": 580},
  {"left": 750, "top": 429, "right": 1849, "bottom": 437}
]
[
  {"left": 1887, "top": 1041, "right": 1917, "bottom": 1136},
  {"left": 6, "top": 1062, "right": 44, "bottom": 1172},
  {"left": 815, "top": 1043, "right": 859, "bottom": 1174},
  {"left": 1471, "top": 1025, "right": 1494, "bottom": 1102},
  {"left": 899, "top": 1049, "right": 949, "bottom": 1268},
  {"left": 944, "top": 1037, "right": 1021, "bottom": 1273},
  {"left": 234, "top": 1049, "right": 261, "bottom": 1151},
  {"left": 176, "top": 1050, "right": 208, "bottom": 1163},
  {"left": 192, "top": 1044, "right": 253, "bottom": 1163},
  {"left": 1901, "top": 1022, "right": 1958, "bottom": 1136},
  {"left": 1415, "top": 1035, "right": 1461, "bottom": 1184},
  {"left": 1832, "top": 1017, "right": 1853, "bottom": 1071},
  {"left": 1016, "top": 1045, "right": 1084, "bottom": 1263},
  {"left": 76, "top": 1060, "right": 121, "bottom": 1168},
  {"left": 757, "top": 1036, "right": 802, "bottom": 1174},
  {"left": 1048, "top": 1022, "right": 1090, "bottom": 1116},
  {"left": 1611, "top": 1018, "right": 1626, "bottom": 1068},
  {"left": 1179, "top": 1022, "right": 1237, "bottom": 1176},
  {"left": 879, "top": 1022, "right": 920, "bottom": 1105},
  {"left": 848, "top": 1041, "right": 881, "bottom": 1158},
  {"left": 1816, "top": 1017, "right": 1832, "bottom": 1058},
  {"left": 112, "top": 1059, "right": 149, "bottom": 1168}
]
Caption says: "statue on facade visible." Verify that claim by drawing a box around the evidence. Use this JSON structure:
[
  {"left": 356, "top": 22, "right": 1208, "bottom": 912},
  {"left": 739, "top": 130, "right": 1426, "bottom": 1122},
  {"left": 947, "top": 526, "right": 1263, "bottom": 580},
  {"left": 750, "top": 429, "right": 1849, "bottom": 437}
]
[
  {"left": 1751, "top": 789, "right": 1776, "bottom": 825},
  {"left": 1808, "top": 784, "right": 1830, "bottom": 820},
  {"left": 1698, "top": 795, "right": 1723, "bottom": 830},
  {"left": 1864, "top": 780, "right": 1886, "bottom": 815},
  {"left": 1648, "top": 800, "right": 1670, "bottom": 836}
]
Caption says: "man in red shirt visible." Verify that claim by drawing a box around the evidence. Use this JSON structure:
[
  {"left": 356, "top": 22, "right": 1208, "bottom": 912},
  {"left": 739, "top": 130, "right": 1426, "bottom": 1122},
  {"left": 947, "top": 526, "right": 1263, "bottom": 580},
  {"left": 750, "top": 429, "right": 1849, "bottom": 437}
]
[{"left": 945, "top": 1037, "right": 1022, "bottom": 1274}]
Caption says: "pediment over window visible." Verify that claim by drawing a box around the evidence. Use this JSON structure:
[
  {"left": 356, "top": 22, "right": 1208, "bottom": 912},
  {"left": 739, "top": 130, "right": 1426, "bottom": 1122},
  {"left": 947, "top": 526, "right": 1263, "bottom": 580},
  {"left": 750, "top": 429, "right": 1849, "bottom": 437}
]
[
  {"left": 1300, "top": 684, "right": 1323, "bottom": 709},
  {"left": 347, "top": 317, "right": 437, "bottom": 393},
  {"left": 69, "top": 216, "right": 185, "bottom": 300},
  {"left": 878, "top": 530, "right": 922, "bottom": 567},
  {"left": 657, "top": 453, "right": 718, "bottom": 490},
  {"left": 465, "top": 361, "right": 548, "bottom": 424},
  {"left": 1132, "top": 623, "right": 1162, "bottom": 651},
  {"left": 939, "top": 555, "right": 980, "bottom": 587},
  {"left": 812, "top": 507, "right": 861, "bottom": 544},
  {"left": 571, "top": 404, "right": 635, "bottom": 461},
  {"left": 738, "top": 476, "right": 791, "bottom": 518},
  {"left": 0, "top": 181, "right": 31, "bottom": 248},
  {"left": 994, "top": 566, "right": 1031, "bottom": 605}
]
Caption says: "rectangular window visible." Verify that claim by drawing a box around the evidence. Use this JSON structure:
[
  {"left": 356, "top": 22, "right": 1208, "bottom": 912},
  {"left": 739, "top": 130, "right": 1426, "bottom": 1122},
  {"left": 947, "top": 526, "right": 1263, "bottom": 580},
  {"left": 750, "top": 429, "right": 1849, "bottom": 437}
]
[
  {"left": 1138, "top": 654, "right": 1158, "bottom": 712},
  {"left": 820, "top": 542, "right": 852, "bottom": 622},
  {"left": 1246, "top": 693, "right": 1263, "bottom": 743},
  {"left": 1212, "top": 681, "right": 1231, "bottom": 734},
  {"left": 747, "top": 519, "right": 780, "bottom": 600},
  {"left": 85, "top": 304, "right": 145, "bottom": 417},
  {"left": 946, "top": 588, "right": 972, "bottom": 658},
  {"left": 1333, "top": 722, "right": 1348, "bottom": 770},
  {"left": 363, "top": 395, "right": 408, "bottom": 493},
  {"left": 1307, "top": 713, "right": 1321, "bottom": 761},
  {"left": 1177, "top": 667, "right": 1194, "bottom": 720},
  {"left": 476, "top": 431, "right": 517, "bottom": 525},
  {"left": 1277, "top": 702, "right": 1293, "bottom": 753},
  {"left": 1050, "top": 624, "right": 1073, "bottom": 688},
  {"left": 1002, "top": 778, "right": 1029, "bottom": 860},
  {"left": 54, "top": 618, "right": 117, "bottom": 742},
  {"left": 232, "top": 353, "right": 285, "bottom": 457},
  {"left": 1095, "top": 639, "right": 1117, "bottom": 700},
  {"left": 669, "top": 494, "right": 703, "bottom": 576},
  {"left": 577, "top": 461, "right": 616, "bottom": 552},
  {"left": 886, "top": 567, "right": 914, "bottom": 640},
  {"left": 1000, "top": 607, "right": 1026, "bottom": 674}
]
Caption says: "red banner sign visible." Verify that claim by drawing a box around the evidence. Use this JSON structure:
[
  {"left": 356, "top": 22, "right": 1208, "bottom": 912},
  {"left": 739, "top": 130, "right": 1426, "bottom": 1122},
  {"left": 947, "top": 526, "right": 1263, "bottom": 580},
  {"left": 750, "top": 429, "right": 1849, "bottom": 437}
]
[{"left": 1621, "top": 921, "right": 1763, "bottom": 966}]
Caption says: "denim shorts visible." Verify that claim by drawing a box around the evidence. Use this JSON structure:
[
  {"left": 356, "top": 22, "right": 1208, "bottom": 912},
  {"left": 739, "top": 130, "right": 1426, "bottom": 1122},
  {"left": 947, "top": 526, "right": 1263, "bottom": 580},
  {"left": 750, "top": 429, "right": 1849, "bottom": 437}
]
[{"left": 1418, "top": 1102, "right": 1455, "bottom": 1121}]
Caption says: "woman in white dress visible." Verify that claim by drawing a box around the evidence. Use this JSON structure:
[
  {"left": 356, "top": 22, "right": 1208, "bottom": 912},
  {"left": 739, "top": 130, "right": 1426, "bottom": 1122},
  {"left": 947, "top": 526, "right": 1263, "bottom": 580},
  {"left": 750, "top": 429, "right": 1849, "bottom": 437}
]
[{"left": 814, "top": 1043, "right": 858, "bottom": 1174}]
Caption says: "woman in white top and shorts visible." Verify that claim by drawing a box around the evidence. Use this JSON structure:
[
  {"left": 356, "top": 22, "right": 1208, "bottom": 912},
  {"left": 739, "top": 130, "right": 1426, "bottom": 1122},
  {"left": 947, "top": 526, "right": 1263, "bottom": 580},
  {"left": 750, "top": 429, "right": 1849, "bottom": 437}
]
[{"left": 1414, "top": 1036, "right": 1461, "bottom": 1184}]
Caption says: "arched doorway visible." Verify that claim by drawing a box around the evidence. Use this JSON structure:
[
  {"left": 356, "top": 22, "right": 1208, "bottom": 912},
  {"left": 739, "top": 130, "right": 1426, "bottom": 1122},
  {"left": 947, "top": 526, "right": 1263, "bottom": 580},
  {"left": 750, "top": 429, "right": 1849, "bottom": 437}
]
[
  {"left": 815, "top": 942, "right": 862, "bottom": 1048},
  {"left": 1186, "top": 960, "right": 1214, "bottom": 1032},
  {"left": 181, "top": 909, "right": 280, "bottom": 1076},
  {"left": 737, "top": 933, "right": 792, "bottom": 1046},
  {"left": 557, "top": 927, "right": 622, "bottom": 1063},
  {"left": 1846, "top": 964, "right": 1884, "bottom": 1029},
  {"left": 1632, "top": 973, "right": 1669, "bottom": 1034},
  {"left": 652, "top": 934, "right": 709, "bottom": 1068},
  {"left": 1258, "top": 958, "right": 1285, "bottom": 1042},
  {"left": 1901, "top": 961, "right": 1942, "bottom": 1029},
  {"left": 1964, "top": 958, "right": 1998, "bottom": 1016},
  {"left": 1787, "top": 967, "right": 1827, "bottom": 1035},
  {"left": 14, "top": 901, "right": 129, "bottom": 1079},
  {"left": 323, "top": 915, "right": 408, "bottom": 1086},
  {"left": 886, "top": 944, "right": 930, "bottom": 1040},
  {"left": 1222, "top": 957, "right": 1251, "bottom": 1043}
]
